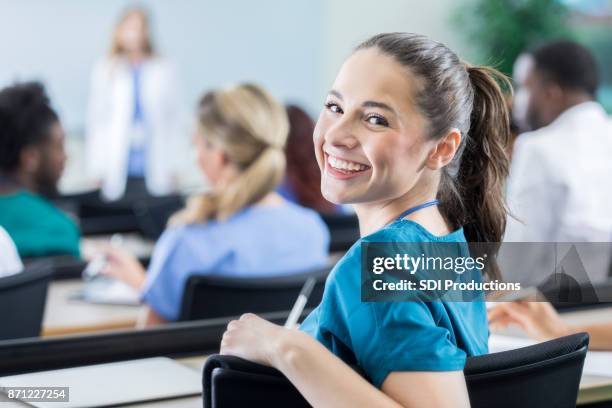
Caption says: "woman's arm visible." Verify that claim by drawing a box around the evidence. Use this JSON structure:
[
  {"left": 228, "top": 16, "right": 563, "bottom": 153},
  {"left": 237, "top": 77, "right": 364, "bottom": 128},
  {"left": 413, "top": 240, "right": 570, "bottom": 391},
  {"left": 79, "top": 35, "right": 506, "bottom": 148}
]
[
  {"left": 136, "top": 306, "right": 168, "bottom": 328},
  {"left": 220, "top": 314, "right": 470, "bottom": 408},
  {"left": 488, "top": 301, "right": 612, "bottom": 350}
]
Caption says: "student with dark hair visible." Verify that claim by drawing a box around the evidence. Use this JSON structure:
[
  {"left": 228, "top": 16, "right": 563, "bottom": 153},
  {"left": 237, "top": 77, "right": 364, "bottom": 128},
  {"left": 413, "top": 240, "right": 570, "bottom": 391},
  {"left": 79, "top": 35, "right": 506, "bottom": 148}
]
[
  {"left": 278, "top": 105, "right": 338, "bottom": 213},
  {"left": 0, "top": 82, "right": 80, "bottom": 258},
  {"left": 505, "top": 40, "right": 612, "bottom": 242},
  {"left": 218, "top": 33, "right": 511, "bottom": 406}
]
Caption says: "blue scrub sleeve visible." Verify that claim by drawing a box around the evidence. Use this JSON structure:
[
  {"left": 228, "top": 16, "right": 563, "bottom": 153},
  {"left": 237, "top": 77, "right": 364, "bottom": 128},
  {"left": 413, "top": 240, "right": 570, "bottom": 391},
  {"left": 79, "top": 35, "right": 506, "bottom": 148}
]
[
  {"left": 141, "top": 227, "right": 228, "bottom": 321},
  {"left": 141, "top": 229, "right": 187, "bottom": 321},
  {"left": 350, "top": 301, "right": 467, "bottom": 388}
]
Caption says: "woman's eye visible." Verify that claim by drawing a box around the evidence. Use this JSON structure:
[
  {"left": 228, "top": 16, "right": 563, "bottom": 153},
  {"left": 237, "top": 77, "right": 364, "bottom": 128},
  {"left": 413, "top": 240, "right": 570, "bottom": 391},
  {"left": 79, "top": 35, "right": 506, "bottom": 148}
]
[
  {"left": 366, "top": 115, "right": 389, "bottom": 127},
  {"left": 325, "top": 102, "right": 343, "bottom": 114}
]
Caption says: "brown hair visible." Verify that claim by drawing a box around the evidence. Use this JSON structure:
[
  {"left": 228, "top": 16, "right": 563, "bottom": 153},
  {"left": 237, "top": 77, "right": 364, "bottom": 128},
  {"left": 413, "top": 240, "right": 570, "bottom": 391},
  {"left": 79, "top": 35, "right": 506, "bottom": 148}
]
[
  {"left": 357, "top": 33, "right": 511, "bottom": 278},
  {"left": 170, "top": 83, "right": 288, "bottom": 225},
  {"left": 284, "top": 105, "right": 336, "bottom": 213},
  {"left": 109, "top": 7, "right": 154, "bottom": 57}
]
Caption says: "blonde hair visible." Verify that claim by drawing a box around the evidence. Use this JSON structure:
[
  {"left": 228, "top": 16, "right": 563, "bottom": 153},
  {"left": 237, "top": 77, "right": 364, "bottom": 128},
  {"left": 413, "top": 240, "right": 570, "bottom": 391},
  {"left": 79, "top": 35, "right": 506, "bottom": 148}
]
[
  {"left": 170, "top": 84, "right": 289, "bottom": 225},
  {"left": 109, "top": 7, "right": 154, "bottom": 57}
]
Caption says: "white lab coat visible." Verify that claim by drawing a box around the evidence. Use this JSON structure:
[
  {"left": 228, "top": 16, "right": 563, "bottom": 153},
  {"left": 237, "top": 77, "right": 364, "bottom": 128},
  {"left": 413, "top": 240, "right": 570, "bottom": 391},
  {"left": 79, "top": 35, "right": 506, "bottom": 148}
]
[
  {"left": 501, "top": 102, "right": 612, "bottom": 285},
  {"left": 0, "top": 226, "right": 22, "bottom": 278},
  {"left": 86, "top": 57, "right": 184, "bottom": 201}
]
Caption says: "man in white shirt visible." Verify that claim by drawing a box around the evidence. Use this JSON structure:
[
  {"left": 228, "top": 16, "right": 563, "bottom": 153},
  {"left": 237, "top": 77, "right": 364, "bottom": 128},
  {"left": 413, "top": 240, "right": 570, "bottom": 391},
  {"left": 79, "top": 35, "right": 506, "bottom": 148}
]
[
  {"left": 501, "top": 40, "right": 612, "bottom": 287},
  {"left": 506, "top": 40, "right": 612, "bottom": 244}
]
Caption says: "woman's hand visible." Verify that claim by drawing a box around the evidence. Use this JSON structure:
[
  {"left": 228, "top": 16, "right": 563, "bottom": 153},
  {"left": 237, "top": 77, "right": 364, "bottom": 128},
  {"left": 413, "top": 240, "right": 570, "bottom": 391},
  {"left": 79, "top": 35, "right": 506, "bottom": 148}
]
[
  {"left": 488, "top": 301, "right": 570, "bottom": 341},
  {"left": 220, "top": 313, "right": 294, "bottom": 367},
  {"left": 100, "top": 245, "right": 147, "bottom": 290}
]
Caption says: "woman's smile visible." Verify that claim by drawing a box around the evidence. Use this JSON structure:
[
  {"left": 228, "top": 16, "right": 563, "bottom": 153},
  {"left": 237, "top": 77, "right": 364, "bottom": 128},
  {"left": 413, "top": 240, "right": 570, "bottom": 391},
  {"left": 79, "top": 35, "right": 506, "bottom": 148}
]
[{"left": 324, "top": 152, "right": 371, "bottom": 180}]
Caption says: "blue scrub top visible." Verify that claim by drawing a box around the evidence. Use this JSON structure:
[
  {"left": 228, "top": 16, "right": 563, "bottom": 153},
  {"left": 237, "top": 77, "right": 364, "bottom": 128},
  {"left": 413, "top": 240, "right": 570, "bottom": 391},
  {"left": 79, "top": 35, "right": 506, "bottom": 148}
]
[
  {"left": 142, "top": 202, "right": 330, "bottom": 321},
  {"left": 300, "top": 219, "right": 488, "bottom": 388}
]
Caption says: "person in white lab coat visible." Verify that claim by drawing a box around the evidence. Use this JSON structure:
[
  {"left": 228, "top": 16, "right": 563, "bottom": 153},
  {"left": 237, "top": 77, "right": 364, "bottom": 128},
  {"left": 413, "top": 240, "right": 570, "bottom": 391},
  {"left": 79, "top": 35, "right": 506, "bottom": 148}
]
[
  {"left": 86, "top": 7, "right": 183, "bottom": 201},
  {"left": 505, "top": 40, "right": 612, "bottom": 244}
]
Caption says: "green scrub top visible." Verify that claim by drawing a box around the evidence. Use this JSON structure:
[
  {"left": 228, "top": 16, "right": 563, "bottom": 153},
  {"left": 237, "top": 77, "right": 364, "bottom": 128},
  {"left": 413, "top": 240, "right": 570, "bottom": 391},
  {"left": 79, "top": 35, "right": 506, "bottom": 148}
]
[
  {"left": 0, "top": 190, "right": 80, "bottom": 258},
  {"left": 300, "top": 219, "right": 488, "bottom": 388}
]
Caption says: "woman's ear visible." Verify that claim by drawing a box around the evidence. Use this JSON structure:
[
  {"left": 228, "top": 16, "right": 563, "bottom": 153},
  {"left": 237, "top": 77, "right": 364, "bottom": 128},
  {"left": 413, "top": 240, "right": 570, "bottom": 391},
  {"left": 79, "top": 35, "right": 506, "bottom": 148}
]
[{"left": 425, "top": 129, "right": 461, "bottom": 170}]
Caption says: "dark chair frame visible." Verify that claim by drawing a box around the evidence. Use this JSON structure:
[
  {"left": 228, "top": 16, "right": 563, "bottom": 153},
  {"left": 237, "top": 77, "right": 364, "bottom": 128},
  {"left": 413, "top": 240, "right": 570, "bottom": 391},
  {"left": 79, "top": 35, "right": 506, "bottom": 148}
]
[
  {"left": 203, "top": 333, "right": 589, "bottom": 408},
  {"left": 178, "top": 267, "right": 330, "bottom": 321},
  {"left": 0, "top": 261, "right": 53, "bottom": 341}
]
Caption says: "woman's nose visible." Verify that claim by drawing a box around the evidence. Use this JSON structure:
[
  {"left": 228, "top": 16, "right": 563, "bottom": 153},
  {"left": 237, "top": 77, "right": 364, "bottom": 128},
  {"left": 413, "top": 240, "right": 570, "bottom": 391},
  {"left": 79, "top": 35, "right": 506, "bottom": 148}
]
[{"left": 325, "top": 117, "right": 359, "bottom": 150}]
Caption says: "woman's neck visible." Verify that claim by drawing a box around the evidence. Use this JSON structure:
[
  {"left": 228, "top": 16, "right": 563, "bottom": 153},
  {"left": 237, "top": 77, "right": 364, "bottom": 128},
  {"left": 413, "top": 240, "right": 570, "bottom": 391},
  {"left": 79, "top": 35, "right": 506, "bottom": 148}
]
[
  {"left": 353, "top": 190, "right": 449, "bottom": 237},
  {"left": 254, "top": 192, "right": 285, "bottom": 208},
  {"left": 125, "top": 50, "right": 146, "bottom": 64}
]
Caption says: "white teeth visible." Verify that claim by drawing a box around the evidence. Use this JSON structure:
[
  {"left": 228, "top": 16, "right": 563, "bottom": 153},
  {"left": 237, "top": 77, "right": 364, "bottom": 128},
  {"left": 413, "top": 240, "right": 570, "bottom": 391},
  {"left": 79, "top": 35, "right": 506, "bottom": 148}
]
[{"left": 328, "top": 155, "right": 368, "bottom": 171}]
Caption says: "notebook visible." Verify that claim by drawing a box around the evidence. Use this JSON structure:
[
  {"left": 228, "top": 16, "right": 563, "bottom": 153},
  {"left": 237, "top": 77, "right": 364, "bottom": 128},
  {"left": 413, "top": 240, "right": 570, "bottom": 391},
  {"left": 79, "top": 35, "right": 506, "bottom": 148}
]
[{"left": 0, "top": 357, "right": 202, "bottom": 407}]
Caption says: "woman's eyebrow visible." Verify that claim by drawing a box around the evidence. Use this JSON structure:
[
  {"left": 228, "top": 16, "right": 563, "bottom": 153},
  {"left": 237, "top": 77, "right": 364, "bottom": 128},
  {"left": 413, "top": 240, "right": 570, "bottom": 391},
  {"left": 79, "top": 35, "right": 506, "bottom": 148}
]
[
  {"left": 362, "top": 100, "right": 395, "bottom": 114},
  {"left": 329, "top": 89, "right": 343, "bottom": 99},
  {"left": 328, "top": 90, "right": 398, "bottom": 116}
]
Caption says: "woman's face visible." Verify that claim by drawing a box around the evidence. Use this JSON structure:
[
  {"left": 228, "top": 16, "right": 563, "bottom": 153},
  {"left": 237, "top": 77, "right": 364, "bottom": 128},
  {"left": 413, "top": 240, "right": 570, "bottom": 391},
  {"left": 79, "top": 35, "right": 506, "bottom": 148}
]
[
  {"left": 314, "top": 48, "right": 436, "bottom": 205},
  {"left": 118, "top": 12, "right": 147, "bottom": 53},
  {"left": 194, "top": 130, "right": 227, "bottom": 186}
]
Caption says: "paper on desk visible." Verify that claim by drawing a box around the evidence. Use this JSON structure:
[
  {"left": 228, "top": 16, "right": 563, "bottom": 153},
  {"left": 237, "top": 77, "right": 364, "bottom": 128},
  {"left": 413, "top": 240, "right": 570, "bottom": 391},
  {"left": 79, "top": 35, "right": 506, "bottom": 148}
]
[
  {"left": 490, "top": 334, "right": 612, "bottom": 377},
  {"left": 76, "top": 277, "right": 141, "bottom": 306}
]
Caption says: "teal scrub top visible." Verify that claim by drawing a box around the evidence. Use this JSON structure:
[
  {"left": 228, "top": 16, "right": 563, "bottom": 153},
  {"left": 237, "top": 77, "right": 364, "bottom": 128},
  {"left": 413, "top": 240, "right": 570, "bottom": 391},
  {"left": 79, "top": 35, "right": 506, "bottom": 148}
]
[
  {"left": 300, "top": 219, "right": 489, "bottom": 388},
  {"left": 0, "top": 190, "right": 80, "bottom": 258}
]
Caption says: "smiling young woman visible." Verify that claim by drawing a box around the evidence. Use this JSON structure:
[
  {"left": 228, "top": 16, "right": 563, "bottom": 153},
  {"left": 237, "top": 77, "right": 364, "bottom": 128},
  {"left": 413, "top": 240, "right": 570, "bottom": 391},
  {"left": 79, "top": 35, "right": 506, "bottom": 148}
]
[{"left": 219, "top": 33, "right": 511, "bottom": 407}]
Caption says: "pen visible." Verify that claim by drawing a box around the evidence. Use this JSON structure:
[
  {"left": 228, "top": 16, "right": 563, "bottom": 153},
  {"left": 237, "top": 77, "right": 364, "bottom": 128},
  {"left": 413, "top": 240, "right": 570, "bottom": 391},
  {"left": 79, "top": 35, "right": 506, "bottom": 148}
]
[{"left": 285, "top": 277, "right": 316, "bottom": 328}]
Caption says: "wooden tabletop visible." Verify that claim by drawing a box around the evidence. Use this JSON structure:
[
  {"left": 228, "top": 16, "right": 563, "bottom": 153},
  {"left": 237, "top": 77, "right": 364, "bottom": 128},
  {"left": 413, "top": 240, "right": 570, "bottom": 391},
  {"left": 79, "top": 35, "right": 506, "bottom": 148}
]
[{"left": 42, "top": 280, "right": 143, "bottom": 337}]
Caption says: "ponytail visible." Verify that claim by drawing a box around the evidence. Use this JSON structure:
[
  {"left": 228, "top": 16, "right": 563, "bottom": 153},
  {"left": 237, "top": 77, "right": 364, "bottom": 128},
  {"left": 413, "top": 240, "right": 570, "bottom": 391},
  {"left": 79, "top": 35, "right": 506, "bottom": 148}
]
[
  {"left": 439, "top": 66, "right": 511, "bottom": 279},
  {"left": 170, "top": 83, "right": 289, "bottom": 226},
  {"left": 459, "top": 66, "right": 511, "bottom": 244},
  {"left": 171, "top": 146, "right": 285, "bottom": 224}
]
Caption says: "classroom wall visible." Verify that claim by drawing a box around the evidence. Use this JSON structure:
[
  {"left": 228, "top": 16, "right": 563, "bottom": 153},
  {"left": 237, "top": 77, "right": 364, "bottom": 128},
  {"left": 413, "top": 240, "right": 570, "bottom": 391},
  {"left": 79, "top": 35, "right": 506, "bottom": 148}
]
[
  {"left": 318, "top": 0, "right": 479, "bottom": 104},
  {"left": 0, "top": 0, "right": 471, "bottom": 135}
]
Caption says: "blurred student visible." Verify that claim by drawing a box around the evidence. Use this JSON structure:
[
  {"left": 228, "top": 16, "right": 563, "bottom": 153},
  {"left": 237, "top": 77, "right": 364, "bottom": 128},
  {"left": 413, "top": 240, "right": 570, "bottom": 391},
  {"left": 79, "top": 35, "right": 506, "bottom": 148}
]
[
  {"left": 86, "top": 7, "right": 183, "bottom": 201},
  {"left": 278, "top": 105, "right": 338, "bottom": 214},
  {"left": 505, "top": 40, "right": 612, "bottom": 242},
  {"left": 219, "top": 33, "right": 511, "bottom": 406},
  {"left": 0, "top": 82, "right": 80, "bottom": 258},
  {"left": 101, "top": 84, "right": 329, "bottom": 324},
  {"left": 0, "top": 226, "right": 22, "bottom": 277},
  {"left": 489, "top": 301, "right": 612, "bottom": 350}
]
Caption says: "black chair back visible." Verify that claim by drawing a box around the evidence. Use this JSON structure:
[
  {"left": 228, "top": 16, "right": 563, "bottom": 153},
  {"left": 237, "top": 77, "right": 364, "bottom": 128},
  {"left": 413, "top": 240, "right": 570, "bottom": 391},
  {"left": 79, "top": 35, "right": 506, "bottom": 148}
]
[
  {"left": 132, "top": 196, "right": 185, "bottom": 240},
  {"left": 465, "top": 332, "right": 588, "bottom": 408},
  {"left": 23, "top": 255, "right": 86, "bottom": 281},
  {"left": 202, "top": 333, "right": 589, "bottom": 408},
  {"left": 0, "top": 261, "right": 53, "bottom": 341},
  {"left": 319, "top": 213, "right": 359, "bottom": 253},
  {"left": 178, "top": 267, "right": 330, "bottom": 321}
]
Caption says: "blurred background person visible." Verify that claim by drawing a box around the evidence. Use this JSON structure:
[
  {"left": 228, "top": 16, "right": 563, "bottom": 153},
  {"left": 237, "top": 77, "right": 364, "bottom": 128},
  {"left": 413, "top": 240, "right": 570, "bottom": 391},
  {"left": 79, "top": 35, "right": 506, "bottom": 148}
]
[
  {"left": 86, "top": 6, "right": 183, "bottom": 201},
  {"left": 0, "top": 225, "right": 22, "bottom": 277},
  {"left": 99, "top": 84, "right": 330, "bottom": 324},
  {"left": 0, "top": 82, "right": 80, "bottom": 258},
  {"left": 489, "top": 301, "right": 612, "bottom": 351},
  {"left": 278, "top": 105, "right": 338, "bottom": 214},
  {"left": 505, "top": 40, "right": 612, "bottom": 243}
]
